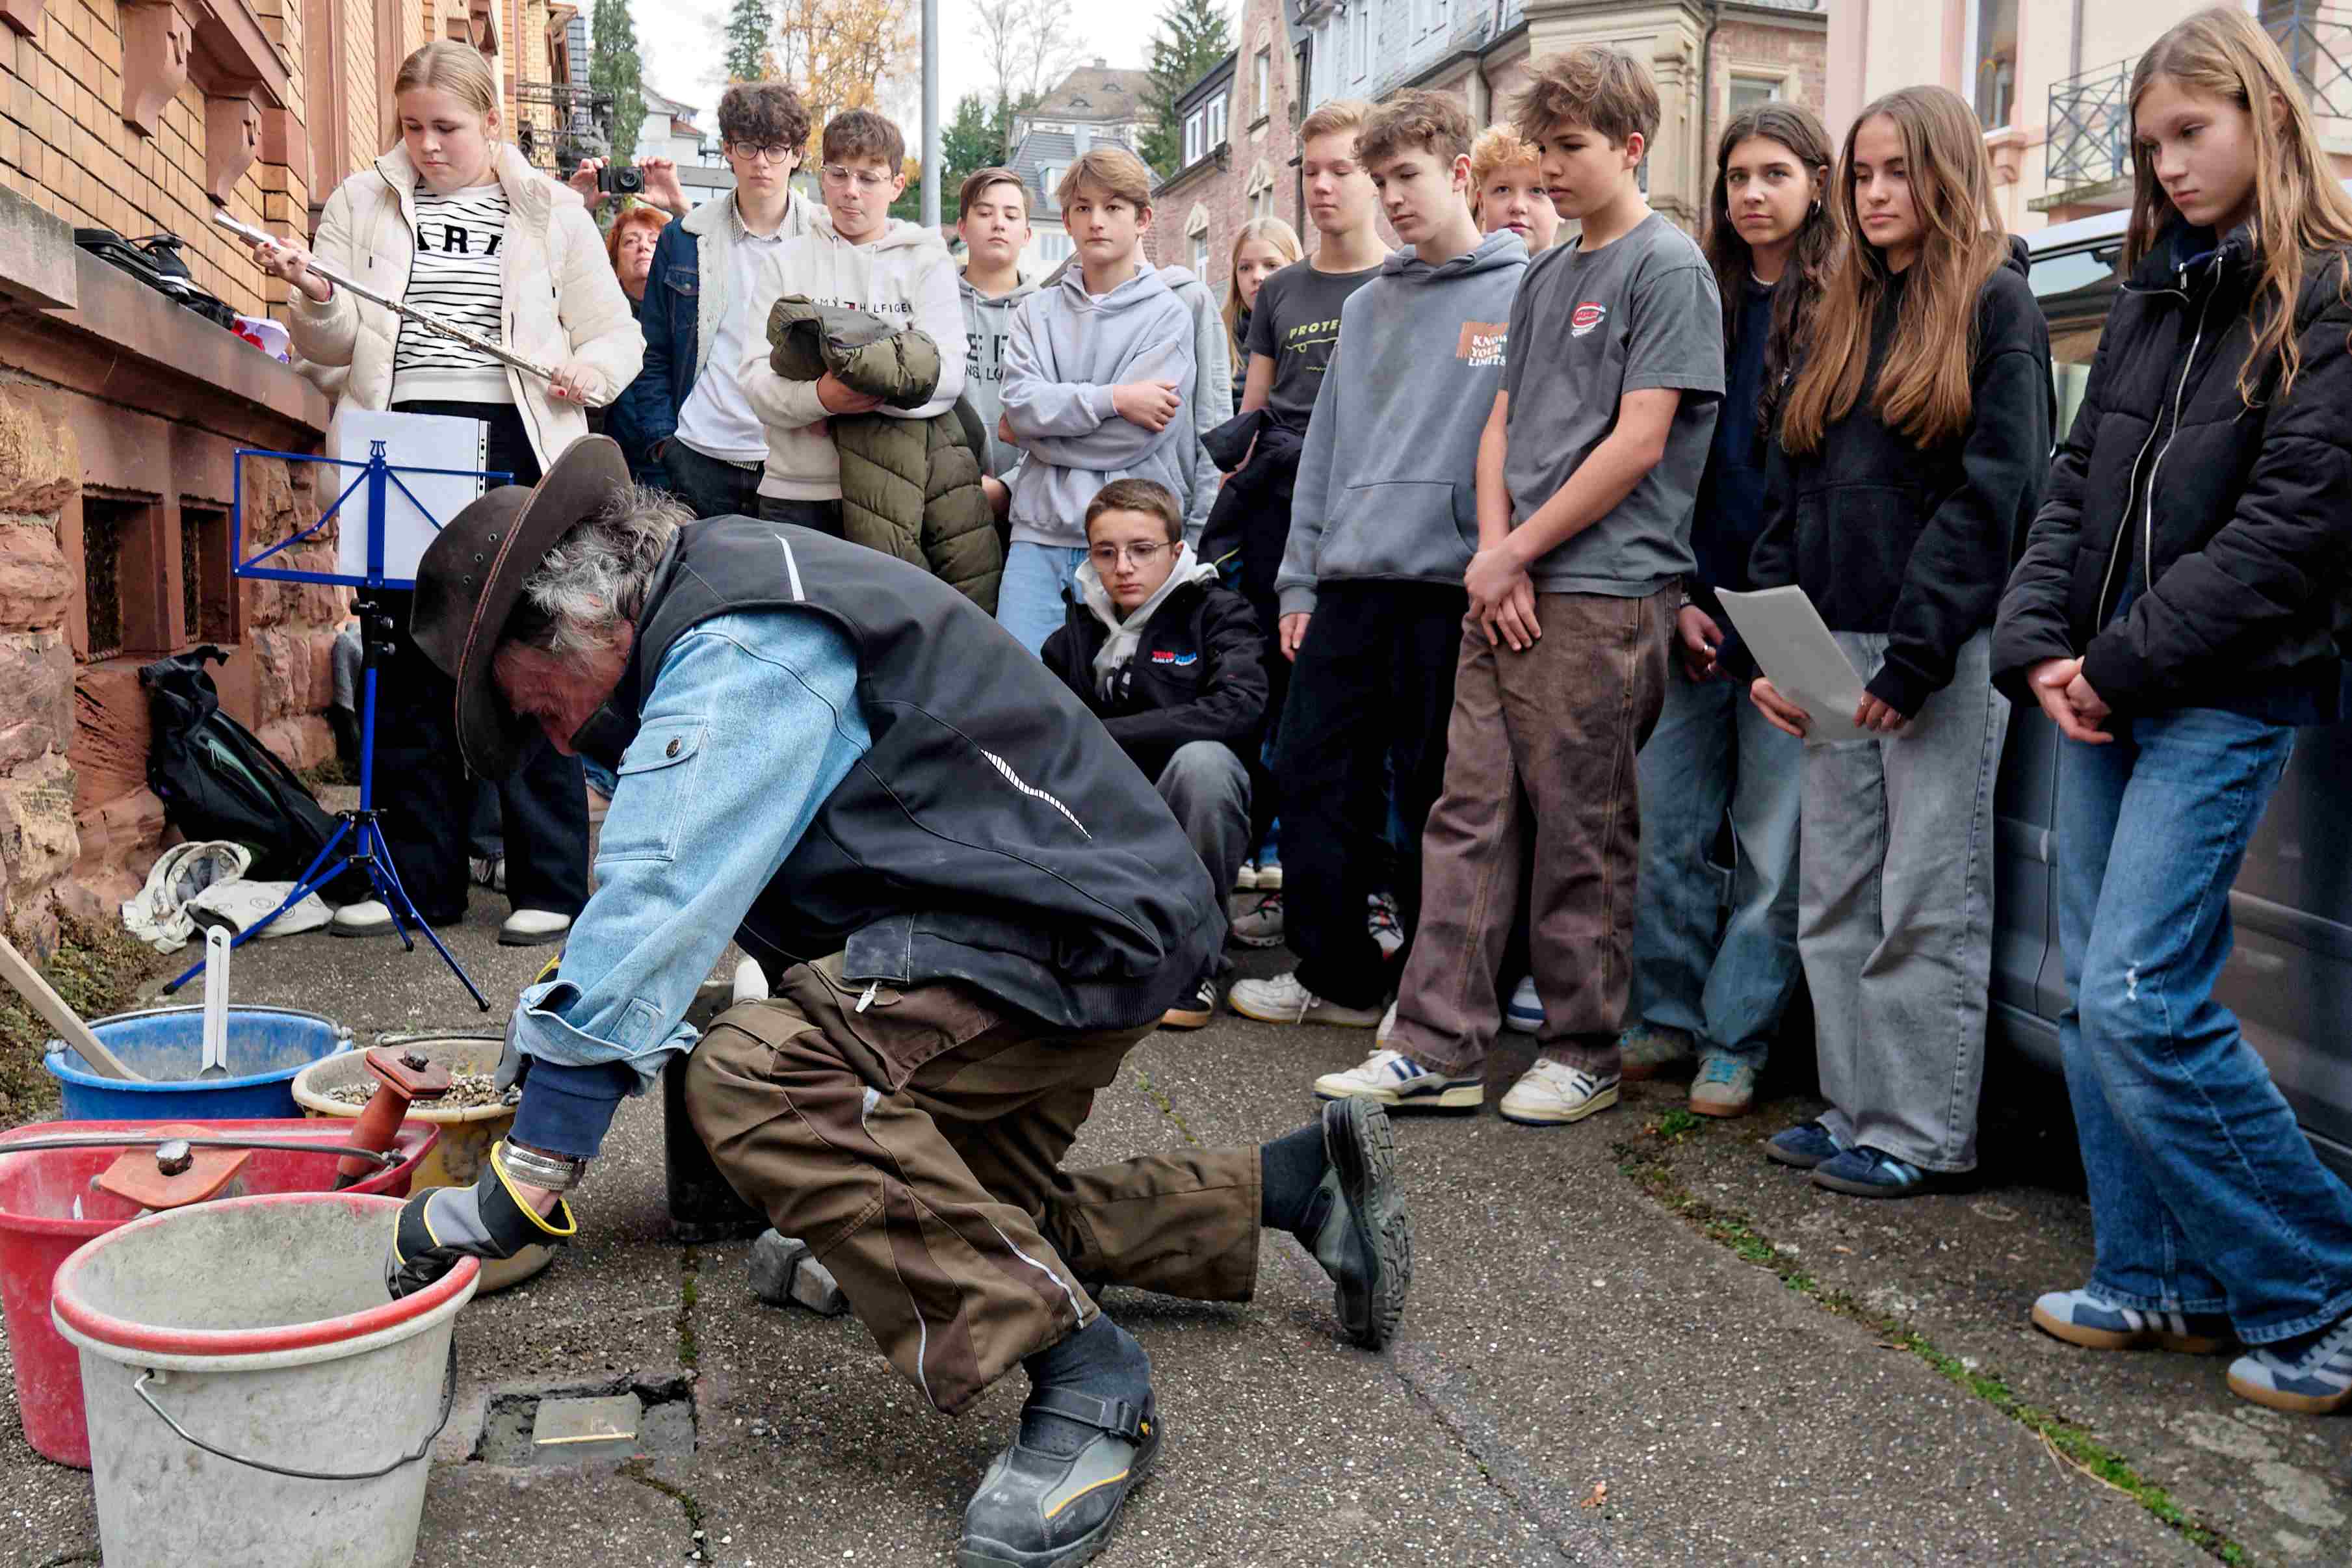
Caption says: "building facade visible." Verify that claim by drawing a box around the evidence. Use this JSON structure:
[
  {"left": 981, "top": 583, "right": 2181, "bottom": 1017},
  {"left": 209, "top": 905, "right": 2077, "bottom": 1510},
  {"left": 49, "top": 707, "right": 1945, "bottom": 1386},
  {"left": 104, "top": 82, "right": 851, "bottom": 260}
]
[
  {"left": 1149, "top": 0, "right": 1311, "bottom": 309},
  {"left": 1831, "top": 0, "right": 2352, "bottom": 233},
  {"left": 1289, "top": 0, "right": 1826, "bottom": 238},
  {"left": 0, "top": 0, "right": 574, "bottom": 946},
  {"left": 1006, "top": 57, "right": 1153, "bottom": 274}
]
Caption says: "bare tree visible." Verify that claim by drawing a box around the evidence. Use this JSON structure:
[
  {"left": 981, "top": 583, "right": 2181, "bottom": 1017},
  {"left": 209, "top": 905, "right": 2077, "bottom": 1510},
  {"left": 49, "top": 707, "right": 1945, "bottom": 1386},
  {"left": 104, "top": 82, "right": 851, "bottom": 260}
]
[{"left": 970, "top": 0, "right": 1087, "bottom": 116}]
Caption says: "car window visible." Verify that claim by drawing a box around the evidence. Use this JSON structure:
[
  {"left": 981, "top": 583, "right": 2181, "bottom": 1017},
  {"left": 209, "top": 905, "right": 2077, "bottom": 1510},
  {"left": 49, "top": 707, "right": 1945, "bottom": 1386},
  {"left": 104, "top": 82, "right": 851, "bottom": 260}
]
[{"left": 2031, "top": 242, "right": 2124, "bottom": 440}]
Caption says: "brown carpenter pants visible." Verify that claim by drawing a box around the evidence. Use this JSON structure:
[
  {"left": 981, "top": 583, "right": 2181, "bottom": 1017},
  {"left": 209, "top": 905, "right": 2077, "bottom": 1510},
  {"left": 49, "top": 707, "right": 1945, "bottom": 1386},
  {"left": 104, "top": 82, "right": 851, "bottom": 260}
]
[
  {"left": 682, "top": 955, "right": 1262, "bottom": 1416},
  {"left": 1389, "top": 590, "right": 1673, "bottom": 1078}
]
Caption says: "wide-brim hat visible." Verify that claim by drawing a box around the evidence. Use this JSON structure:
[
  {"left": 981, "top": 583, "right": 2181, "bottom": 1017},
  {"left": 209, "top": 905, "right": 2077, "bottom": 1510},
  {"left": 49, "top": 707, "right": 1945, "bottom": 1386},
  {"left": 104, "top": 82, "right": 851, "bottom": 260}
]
[{"left": 411, "top": 436, "right": 632, "bottom": 779}]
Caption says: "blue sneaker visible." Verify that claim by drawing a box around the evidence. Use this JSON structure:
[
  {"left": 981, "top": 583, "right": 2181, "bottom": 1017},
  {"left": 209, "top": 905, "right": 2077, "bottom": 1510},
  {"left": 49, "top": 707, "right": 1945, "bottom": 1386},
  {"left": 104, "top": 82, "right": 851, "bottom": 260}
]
[
  {"left": 1811, "top": 1144, "right": 1942, "bottom": 1199},
  {"left": 1764, "top": 1119, "right": 1844, "bottom": 1170},
  {"left": 2229, "top": 1313, "right": 2352, "bottom": 1415},
  {"left": 2032, "top": 1287, "right": 2232, "bottom": 1355}
]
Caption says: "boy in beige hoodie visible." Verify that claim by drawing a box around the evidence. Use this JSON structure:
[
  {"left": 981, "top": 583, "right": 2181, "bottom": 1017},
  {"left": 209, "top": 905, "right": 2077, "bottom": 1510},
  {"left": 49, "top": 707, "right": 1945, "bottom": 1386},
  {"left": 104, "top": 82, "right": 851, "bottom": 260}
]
[{"left": 739, "top": 109, "right": 967, "bottom": 529}]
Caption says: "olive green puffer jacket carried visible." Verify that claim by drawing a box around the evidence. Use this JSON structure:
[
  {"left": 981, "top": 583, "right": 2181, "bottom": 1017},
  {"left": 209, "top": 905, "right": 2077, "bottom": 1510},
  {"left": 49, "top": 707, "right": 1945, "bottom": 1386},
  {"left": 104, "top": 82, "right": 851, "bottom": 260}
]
[{"left": 766, "top": 296, "right": 1002, "bottom": 610}]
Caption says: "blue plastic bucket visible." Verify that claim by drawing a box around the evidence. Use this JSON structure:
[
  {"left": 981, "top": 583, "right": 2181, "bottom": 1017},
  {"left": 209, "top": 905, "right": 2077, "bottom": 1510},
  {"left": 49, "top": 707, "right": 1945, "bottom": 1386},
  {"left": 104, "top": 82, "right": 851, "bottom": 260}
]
[{"left": 43, "top": 1006, "right": 355, "bottom": 1122}]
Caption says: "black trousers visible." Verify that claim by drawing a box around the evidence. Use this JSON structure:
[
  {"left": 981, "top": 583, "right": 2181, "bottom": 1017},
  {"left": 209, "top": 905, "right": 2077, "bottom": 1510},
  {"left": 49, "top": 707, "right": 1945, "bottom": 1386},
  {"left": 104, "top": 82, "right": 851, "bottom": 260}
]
[
  {"left": 753, "top": 494, "right": 844, "bottom": 536},
  {"left": 1272, "top": 582, "right": 1468, "bottom": 1011},
  {"left": 1243, "top": 585, "right": 1289, "bottom": 856},
  {"left": 662, "top": 440, "right": 764, "bottom": 520},
  {"left": 379, "top": 401, "right": 591, "bottom": 924}
]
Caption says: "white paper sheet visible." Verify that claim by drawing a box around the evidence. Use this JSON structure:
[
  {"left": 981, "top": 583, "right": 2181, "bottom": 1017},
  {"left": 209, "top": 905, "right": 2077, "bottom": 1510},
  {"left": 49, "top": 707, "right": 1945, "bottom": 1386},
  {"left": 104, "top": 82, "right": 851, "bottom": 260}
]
[
  {"left": 1715, "top": 586, "right": 1871, "bottom": 744},
  {"left": 326, "top": 406, "right": 491, "bottom": 584}
]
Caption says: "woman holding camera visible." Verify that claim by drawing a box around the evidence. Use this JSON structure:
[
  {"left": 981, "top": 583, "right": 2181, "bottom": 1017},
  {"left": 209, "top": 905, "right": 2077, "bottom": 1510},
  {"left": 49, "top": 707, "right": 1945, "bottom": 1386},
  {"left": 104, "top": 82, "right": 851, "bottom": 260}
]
[{"left": 245, "top": 39, "right": 644, "bottom": 946}]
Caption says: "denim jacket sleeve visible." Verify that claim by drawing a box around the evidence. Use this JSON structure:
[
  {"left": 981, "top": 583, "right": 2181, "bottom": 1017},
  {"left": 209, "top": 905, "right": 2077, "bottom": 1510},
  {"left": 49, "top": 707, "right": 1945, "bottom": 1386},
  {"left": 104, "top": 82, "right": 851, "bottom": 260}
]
[{"left": 507, "top": 611, "right": 872, "bottom": 1159}]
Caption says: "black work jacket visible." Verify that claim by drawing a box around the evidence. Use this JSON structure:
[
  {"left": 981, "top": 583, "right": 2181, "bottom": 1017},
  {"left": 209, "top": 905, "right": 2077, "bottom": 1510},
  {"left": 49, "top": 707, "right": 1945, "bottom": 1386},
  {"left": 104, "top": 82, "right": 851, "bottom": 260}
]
[
  {"left": 573, "top": 517, "right": 1218, "bottom": 1031},
  {"left": 1993, "top": 224, "right": 2352, "bottom": 722}
]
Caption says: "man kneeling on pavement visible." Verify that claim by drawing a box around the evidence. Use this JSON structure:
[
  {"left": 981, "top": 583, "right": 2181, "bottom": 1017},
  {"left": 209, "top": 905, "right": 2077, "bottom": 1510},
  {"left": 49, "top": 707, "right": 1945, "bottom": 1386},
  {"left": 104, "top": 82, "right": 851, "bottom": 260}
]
[
  {"left": 381, "top": 438, "right": 1410, "bottom": 1568},
  {"left": 1042, "top": 478, "right": 1266, "bottom": 1032}
]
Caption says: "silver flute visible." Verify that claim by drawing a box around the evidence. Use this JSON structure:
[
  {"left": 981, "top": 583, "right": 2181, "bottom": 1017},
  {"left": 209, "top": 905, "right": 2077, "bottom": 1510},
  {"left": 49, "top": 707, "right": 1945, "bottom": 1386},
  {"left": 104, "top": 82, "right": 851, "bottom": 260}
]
[{"left": 211, "top": 208, "right": 560, "bottom": 382}]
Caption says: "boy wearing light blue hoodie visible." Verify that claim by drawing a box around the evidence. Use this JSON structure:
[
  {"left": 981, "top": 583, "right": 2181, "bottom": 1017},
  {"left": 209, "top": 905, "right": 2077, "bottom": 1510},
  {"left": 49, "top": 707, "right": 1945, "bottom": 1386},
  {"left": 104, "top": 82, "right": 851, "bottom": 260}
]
[{"left": 996, "top": 145, "right": 1197, "bottom": 653}]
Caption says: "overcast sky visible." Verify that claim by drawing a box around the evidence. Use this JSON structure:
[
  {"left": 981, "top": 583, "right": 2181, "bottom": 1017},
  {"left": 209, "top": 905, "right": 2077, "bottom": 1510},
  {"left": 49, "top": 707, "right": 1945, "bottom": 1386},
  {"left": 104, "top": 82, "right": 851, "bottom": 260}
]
[{"left": 634, "top": 0, "right": 1186, "bottom": 135}]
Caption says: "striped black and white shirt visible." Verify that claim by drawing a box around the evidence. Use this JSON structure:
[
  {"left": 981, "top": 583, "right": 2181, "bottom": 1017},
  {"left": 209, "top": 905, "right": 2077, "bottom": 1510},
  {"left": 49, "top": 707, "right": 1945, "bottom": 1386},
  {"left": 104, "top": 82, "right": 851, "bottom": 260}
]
[{"left": 391, "top": 182, "right": 513, "bottom": 405}]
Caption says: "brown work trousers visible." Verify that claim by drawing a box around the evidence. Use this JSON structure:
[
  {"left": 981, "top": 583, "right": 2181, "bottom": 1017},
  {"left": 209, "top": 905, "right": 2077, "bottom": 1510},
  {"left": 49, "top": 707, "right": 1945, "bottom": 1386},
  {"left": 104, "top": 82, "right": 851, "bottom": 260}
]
[
  {"left": 1389, "top": 590, "right": 1673, "bottom": 1078},
  {"left": 683, "top": 955, "right": 1262, "bottom": 1416}
]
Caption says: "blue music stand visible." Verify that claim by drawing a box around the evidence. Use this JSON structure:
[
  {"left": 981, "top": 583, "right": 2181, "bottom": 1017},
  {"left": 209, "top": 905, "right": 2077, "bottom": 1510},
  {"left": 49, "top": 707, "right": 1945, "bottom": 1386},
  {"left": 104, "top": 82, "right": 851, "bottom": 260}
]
[{"left": 159, "top": 439, "right": 509, "bottom": 1008}]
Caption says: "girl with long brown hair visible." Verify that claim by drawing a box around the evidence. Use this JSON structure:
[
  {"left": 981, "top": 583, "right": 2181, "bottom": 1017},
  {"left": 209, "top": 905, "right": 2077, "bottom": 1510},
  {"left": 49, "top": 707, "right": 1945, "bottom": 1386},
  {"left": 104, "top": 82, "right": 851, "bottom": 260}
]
[
  {"left": 1992, "top": 5, "right": 2352, "bottom": 1414},
  {"left": 1746, "top": 85, "right": 2053, "bottom": 1195},
  {"left": 1618, "top": 103, "right": 1835, "bottom": 1118}
]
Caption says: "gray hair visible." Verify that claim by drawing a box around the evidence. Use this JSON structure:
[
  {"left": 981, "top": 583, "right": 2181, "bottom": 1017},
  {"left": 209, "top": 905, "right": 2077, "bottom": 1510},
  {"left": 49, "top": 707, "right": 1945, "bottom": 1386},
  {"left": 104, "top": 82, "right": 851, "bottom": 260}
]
[{"left": 503, "top": 482, "right": 687, "bottom": 660}]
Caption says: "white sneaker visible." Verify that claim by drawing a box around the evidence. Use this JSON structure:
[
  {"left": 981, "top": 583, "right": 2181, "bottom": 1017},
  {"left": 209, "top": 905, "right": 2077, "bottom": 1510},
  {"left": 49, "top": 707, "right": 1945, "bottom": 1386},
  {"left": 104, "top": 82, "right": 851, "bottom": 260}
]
[
  {"left": 330, "top": 899, "right": 396, "bottom": 937},
  {"left": 1227, "top": 891, "right": 1285, "bottom": 948},
  {"left": 1313, "top": 1047, "right": 1482, "bottom": 1110},
  {"left": 1366, "top": 892, "right": 1402, "bottom": 959},
  {"left": 1498, "top": 1059, "right": 1619, "bottom": 1125},
  {"left": 1229, "top": 970, "right": 1384, "bottom": 1028},
  {"left": 1504, "top": 976, "right": 1545, "bottom": 1033},
  {"left": 1235, "top": 859, "right": 1260, "bottom": 893},
  {"left": 499, "top": 908, "right": 574, "bottom": 947}
]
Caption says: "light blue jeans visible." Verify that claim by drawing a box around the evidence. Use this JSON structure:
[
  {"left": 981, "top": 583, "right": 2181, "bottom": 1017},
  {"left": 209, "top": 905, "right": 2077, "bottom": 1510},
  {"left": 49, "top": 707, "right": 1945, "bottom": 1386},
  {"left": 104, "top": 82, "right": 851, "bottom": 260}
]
[
  {"left": 2058, "top": 707, "right": 2352, "bottom": 1343},
  {"left": 997, "top": 542, "right": 1088, "bottom": 656},
  {"left": 1628, "top": 666, "right": 1804, "bottom": 1063},
  {"left": 1799, "top": 631, "right": 2008, "bottom": 1173}
]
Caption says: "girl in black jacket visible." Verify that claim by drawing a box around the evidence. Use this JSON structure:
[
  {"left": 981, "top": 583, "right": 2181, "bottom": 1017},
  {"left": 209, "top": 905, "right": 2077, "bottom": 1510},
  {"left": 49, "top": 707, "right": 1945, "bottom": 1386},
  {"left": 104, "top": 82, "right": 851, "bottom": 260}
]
[
  {"left": 1746, "top": 85, "right": 2054, "bottom": 1199},
  {"left": 1991, "top": 6, "right": 2352, "bottom": 1416}
]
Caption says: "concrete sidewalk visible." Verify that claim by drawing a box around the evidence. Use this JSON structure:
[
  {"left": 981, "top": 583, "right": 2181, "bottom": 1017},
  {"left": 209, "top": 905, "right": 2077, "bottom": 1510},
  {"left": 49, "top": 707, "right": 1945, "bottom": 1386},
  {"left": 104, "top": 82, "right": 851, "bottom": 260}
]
[{"left": 1, "top": 909, "right": 2343, "bottom": 1567}]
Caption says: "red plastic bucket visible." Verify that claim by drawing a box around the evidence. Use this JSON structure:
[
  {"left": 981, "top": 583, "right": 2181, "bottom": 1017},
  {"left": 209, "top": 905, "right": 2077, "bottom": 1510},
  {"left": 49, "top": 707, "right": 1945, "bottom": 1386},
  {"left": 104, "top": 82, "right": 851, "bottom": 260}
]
[{"left": 0, "top": 1117, "right": 437, "bottom": 1467}]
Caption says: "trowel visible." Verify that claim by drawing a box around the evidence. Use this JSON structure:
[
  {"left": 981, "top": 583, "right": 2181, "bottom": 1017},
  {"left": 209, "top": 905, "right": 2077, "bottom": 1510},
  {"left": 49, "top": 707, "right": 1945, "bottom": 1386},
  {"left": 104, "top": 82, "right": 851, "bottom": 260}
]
[{"left": 196, "top": 925, "right": 231, "bottom": 1079}]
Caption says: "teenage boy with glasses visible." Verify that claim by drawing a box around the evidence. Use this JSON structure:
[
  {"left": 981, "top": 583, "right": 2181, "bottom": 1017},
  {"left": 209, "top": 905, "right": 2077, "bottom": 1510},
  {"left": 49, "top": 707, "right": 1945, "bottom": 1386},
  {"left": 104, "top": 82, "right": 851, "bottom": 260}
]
[
  {"left": 617, "top": 83, "right": 817, "bottom": 519},
  {"left": 1041, "top": 479, "right": 1267, "bottom": 1028},
  {"left": 739, "top": 109, "right": 967, "bottom": 532}
]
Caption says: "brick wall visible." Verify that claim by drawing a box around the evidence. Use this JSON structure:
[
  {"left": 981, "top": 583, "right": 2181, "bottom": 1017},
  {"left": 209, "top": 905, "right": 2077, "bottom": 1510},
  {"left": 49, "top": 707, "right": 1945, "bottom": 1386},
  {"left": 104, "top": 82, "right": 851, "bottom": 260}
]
[
  {"left": 0, "top": 0, "right": 310, "bottom": 319},
  {"left": 1710, "top": 15, "right": 1829, "bottom": 124}
]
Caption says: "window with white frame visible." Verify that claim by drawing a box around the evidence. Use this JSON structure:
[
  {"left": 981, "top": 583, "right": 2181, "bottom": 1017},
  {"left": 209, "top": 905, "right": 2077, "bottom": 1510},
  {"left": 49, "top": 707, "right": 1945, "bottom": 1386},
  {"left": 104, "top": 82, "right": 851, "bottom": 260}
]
[
  {"left": 1208, "top": 93, "right": 1227, "bottom": 150},
  {"left": 1352, "top": 1, "right": 1369, "bottom": 81},
  {"left": 1192, "top": 230, "right": 1210, "bottom": 277},
  {"left": 1184, "top": 110, "right": 1204, "bottom": 166},
  {"left": 1040, "top": 165, "right": 1064, "bottom": 207},
  {"left": 1728, "top": 75, "right": 1781, "bottom": 119},
  {"left": 1255, "top": 47, "right": 1271, "bottom": 120}
]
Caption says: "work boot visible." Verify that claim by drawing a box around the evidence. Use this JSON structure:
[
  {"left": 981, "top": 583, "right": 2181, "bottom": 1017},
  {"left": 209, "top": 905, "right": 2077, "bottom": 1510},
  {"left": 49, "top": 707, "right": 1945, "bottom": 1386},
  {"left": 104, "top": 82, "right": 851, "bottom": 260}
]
[
  {"left": 961, "top": 1321, "right": 1161, "bottom": 1568},
  {"left": 1299, "top": 1097, "right": 1413, "bottom": 1350}
]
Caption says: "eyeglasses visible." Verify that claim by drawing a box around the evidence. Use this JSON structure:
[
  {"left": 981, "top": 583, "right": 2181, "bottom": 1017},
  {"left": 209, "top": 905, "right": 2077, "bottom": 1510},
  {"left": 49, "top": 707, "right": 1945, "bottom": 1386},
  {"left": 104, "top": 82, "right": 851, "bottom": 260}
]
[
  {"left": 1087, "top": 542, "right": 1168, "bottom": 569},
  {"left": 821, "top": 164, "right": 895, "bottom": 191},
  {"left": 727, "top": 141, "right": 796, "bottom": 164}
]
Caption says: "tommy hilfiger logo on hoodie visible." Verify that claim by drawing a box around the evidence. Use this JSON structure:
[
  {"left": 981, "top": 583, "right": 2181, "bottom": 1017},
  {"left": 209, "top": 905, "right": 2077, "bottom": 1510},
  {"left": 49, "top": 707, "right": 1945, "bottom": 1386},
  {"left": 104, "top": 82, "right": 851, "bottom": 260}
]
[{"left": 1456, "top": 320, "right": 1509, "bottom": 368}]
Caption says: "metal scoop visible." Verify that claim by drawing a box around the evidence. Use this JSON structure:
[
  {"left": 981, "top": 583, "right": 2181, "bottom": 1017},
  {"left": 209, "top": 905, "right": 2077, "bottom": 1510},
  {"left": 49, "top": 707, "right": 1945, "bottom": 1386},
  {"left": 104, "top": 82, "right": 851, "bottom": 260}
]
[{"left": 198, "top": 925, "right": 231, "bottom": 1079}]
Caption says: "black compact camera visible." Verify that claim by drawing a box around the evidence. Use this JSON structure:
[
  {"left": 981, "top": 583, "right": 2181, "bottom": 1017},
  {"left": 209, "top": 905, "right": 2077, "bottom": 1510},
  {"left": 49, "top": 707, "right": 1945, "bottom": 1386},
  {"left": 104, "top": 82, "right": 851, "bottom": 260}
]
[{"left": 597, "top": 162, "right": 646, "bottom": 194}]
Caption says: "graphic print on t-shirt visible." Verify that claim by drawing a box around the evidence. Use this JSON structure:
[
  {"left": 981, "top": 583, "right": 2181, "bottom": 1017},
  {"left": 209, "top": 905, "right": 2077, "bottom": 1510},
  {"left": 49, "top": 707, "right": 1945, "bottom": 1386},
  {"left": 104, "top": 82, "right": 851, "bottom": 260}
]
[{"left": 395, "top": 184, "right": 510, "bottom": 380}]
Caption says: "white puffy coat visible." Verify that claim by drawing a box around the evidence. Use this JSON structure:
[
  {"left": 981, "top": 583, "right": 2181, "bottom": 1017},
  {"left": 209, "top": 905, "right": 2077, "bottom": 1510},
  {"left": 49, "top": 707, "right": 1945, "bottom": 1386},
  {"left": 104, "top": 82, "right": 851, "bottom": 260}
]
[{"left": 287, "top": 144, "right": 644, "bottom": 473}]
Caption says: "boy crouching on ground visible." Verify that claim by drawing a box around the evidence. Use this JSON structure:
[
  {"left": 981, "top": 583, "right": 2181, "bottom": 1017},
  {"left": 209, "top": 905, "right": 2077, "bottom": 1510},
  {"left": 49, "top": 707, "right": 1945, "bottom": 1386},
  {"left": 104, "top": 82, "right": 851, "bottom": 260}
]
[{"left": 1043, "top": 478, "right": 1267, "bottom": 1028}]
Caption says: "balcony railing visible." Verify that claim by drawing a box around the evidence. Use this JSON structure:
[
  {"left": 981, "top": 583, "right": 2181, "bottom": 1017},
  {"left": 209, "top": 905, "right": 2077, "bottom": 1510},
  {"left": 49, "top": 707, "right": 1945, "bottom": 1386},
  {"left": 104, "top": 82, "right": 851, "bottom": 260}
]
[
  {"left": 2046, "top": 3, "right": 2352, "bottom": 194},
  {"left": 2044, "top": 57, "right": 2131, "bottom": 190}
]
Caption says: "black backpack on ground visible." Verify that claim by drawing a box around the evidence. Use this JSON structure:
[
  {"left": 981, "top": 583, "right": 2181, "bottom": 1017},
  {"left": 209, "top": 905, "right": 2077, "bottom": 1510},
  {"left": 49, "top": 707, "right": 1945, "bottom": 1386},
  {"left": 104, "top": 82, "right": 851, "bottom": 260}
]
[{"left": 140, "top": 647, "right": 366, "bottom": 902}]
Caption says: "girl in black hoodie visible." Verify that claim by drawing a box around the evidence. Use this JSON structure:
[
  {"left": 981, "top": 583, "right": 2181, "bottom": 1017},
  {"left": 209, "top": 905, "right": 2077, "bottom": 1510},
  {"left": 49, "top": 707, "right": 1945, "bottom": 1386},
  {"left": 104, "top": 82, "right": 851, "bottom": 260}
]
[
  {"left": 1746, "top": 85, "right": 2053, "bottom": 1199},
  {"left": 1992, "top": 7, "right": 2352, "bottom": 1416}
]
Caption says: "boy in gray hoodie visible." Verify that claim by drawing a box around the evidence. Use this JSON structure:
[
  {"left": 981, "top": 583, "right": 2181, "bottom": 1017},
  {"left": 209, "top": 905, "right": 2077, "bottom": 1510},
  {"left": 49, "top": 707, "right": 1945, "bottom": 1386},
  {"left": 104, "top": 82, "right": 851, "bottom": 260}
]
[
  {"left": 954, "top": 166, "right": 1038, "bottom": 507},
  {"left": 1229, "top": 91, "right": 1529, "bottom": 1031},
  {"left": 996, "top": 145, "right": 1197, "bottom": 654}
]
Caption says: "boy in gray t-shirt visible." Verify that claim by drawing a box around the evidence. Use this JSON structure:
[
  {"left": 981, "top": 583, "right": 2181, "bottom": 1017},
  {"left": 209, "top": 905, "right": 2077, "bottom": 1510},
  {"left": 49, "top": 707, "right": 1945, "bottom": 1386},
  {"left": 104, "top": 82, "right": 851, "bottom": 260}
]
[{"left": 1340, "top": 47, "right": 1723, "bottom": 1129}]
